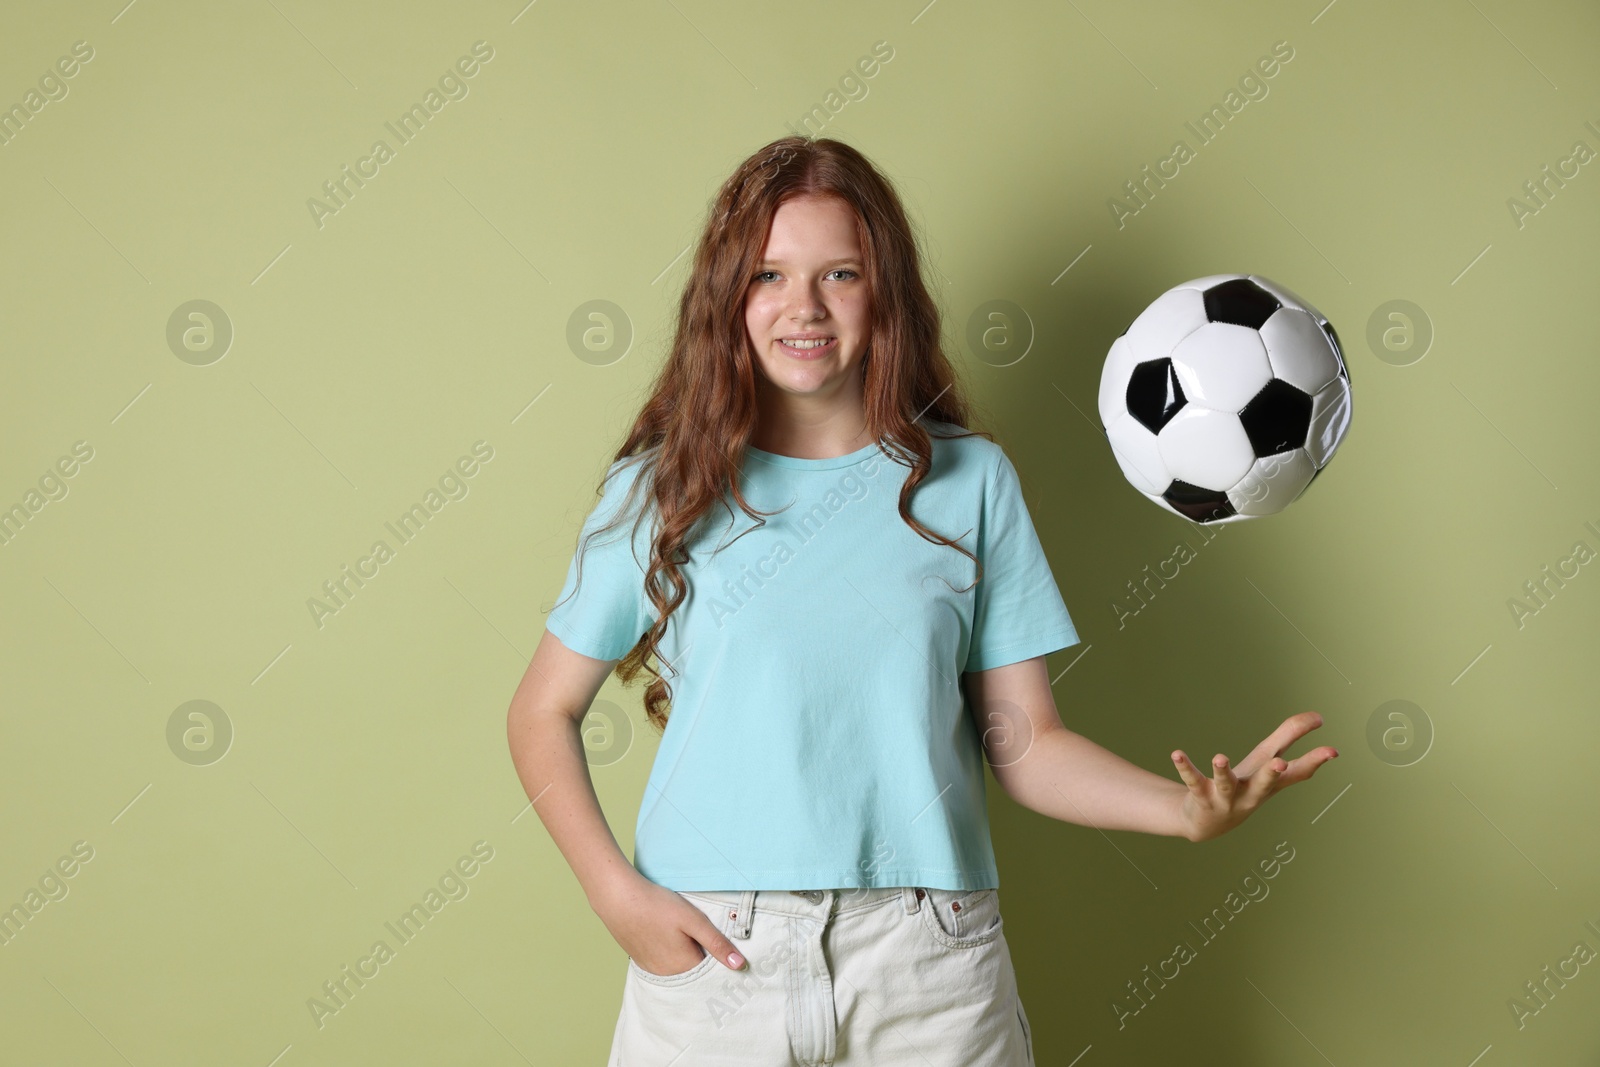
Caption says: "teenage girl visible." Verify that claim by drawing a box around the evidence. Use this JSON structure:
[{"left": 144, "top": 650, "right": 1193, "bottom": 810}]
[{"left": 506, "top": 137, "right": 1338, "bottom": 1066}]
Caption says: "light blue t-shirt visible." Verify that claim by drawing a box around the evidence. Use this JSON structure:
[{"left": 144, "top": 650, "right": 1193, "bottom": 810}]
[{"left": 544, "top": 422, "right": 1080, "bottom": 891}]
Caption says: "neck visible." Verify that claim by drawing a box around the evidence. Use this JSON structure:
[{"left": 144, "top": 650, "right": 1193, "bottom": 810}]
[{"left": 750, "top": 387, "right": 872, "bottom": 460}]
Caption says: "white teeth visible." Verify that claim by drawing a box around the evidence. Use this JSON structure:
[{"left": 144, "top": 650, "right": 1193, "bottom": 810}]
[{"left": 782, "top": 338, "right": 832, "bottom": 349}]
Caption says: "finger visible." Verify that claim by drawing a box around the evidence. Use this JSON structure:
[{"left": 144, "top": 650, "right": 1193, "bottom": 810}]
[
  {"left": 1171, "top": 750, "right": 1208, "bottom": 792},
  {"left": 1237, "top": 711, "right": 1326, "bottom": 776},
  {"left": 1212, "top": 753, "right": 1238, "bottom": 799},
  {"left": 691, "top": 916, "right": 747, "bottom": 970},
  {"left": 1242, "top": 757, "right": 1287, "bottom": 805},
  {"left": 1275, "top": 746, "right": 1340, "bottom": 787}
]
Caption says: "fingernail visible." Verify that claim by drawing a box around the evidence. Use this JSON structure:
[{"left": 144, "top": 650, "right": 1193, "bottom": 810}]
[{"left": 728, "top": 951, "right": 745, "bottom": 968}]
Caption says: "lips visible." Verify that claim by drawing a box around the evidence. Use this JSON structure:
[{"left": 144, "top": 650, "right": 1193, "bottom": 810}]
[{"left": 777, "top": 337, "right": 837, "bottom": 359}]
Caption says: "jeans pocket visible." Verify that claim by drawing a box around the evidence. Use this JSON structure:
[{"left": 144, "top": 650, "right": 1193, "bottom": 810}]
[
  {"left": 625, "top": 892, "right": 725, "bottom": 987},
  {"left": 918, "top": 886, "right": 1004, "bottom": 949},
  {"left": 627, "top": 949, "right": 719, "bottom": 986}
]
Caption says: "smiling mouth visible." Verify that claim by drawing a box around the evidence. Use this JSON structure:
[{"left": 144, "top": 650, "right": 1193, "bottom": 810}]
[{"left": 777, "top": 337, "right": 837, "bottom": 355}]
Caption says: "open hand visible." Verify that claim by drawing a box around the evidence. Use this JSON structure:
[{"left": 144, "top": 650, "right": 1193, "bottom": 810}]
[{"left": 1171, "top": 711, "right": 1337, "bottom": 843}]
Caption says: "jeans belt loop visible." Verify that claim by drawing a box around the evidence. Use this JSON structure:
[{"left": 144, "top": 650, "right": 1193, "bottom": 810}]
[{"left": 730, "top": 889, "right": 755, "bottom": 938}]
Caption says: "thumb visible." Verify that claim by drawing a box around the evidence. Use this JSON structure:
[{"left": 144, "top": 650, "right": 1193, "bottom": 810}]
[{"left": 689, "top": 916, "right": 746, "bottom": 970}]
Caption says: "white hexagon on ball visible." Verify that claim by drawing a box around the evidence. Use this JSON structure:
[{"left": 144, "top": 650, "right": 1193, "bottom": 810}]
[
  {"left": 1156, "top": 406, "right": 1256, "bottom": 490},
  {"left": 1098, "top": 334, "right": 1139, "bottom": 427},
  {"left": 1307, "top": 376, "right": 1352, "bottom": 467},
  {"left": 1169, "top": 323, "right": 1274, "bottom": 413},
  {"left": 1103, "top": 411, "right": 1170, "bottom": 496},
  {"left": 1260, "top": 307, "right": 1339, "bottom": 394},
  {"left": 1227, "top": 447, "right": 1316, "bottom": 516},
  {"left": 1123, "top": 287, "right": 1207, "bottom": 364}
]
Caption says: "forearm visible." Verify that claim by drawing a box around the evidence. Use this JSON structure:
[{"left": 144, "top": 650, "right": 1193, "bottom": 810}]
[
  {"left": 996, "top": 723, "right": 1191, "bottom": 839},
  {"left": 505, "top": 706, "right": 641, "bottom": 904}
]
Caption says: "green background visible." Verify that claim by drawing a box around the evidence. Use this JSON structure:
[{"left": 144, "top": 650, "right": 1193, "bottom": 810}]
[{"left": 3, "top": 1, "right": 1597, "bottom": 1063}]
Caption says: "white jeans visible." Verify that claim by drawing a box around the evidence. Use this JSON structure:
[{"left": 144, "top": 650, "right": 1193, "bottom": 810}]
[{"left": 607, "top": 885, "right": 1034, "bottom": 1066}]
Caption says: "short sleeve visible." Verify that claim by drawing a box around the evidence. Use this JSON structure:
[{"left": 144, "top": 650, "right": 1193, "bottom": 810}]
[
  {"left": 964, "top": 447, "right": 1081, "bottom": 673},
  {"left": 544, "top": 458, "right": 656, "bottom": 662}
]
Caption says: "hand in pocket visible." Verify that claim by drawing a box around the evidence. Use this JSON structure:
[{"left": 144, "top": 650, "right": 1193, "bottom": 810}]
[{"left": 593, "top": 875, "right": 746, "bottom": 977}]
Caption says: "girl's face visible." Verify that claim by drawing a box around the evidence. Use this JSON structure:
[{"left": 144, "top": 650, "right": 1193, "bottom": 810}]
[{"left": 744, "top": 195, "right": 871, "bottom": 403}]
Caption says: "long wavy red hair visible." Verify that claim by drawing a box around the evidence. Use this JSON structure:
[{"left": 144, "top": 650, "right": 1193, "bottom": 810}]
[{"left": 568, "top": 136, "right": 996, "bottom": 732}]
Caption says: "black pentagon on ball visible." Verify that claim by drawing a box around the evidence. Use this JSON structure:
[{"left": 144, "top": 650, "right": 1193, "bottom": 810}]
[
  {"left": 1203, "top": 278, "right": 1281, "bottom": 330},
  {"left": 1163, "top": 480, "right": 1236, "bottom": 523},
  {"left": 1125, "top": 358, "right": 1187, "bottom": 434},
  {"left": 1239, "top": 378, "right": 1313, "bottom": 457}
]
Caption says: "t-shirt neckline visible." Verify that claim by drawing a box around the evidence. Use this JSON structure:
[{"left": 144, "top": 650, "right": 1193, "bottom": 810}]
[{"left": 744, "top": 439, "right": 885, "bottom": 471}]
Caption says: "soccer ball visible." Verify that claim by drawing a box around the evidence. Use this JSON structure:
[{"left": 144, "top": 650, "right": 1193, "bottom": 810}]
[{"left": 1097, "top": 274, "right": 1353, "bottom": 524}]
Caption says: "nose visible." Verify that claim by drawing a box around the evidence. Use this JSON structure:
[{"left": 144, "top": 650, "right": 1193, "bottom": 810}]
[
  {"left": 787, "top": 286, "right": 828, "bottom": 322},
  {"left": 788, "top": 302, "right": 826, "bottom": 325}
]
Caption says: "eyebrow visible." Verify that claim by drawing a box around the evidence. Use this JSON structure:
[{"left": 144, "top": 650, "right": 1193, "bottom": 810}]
[{"left": 758, "top": 258, "right": 864, "bottom": 267}]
